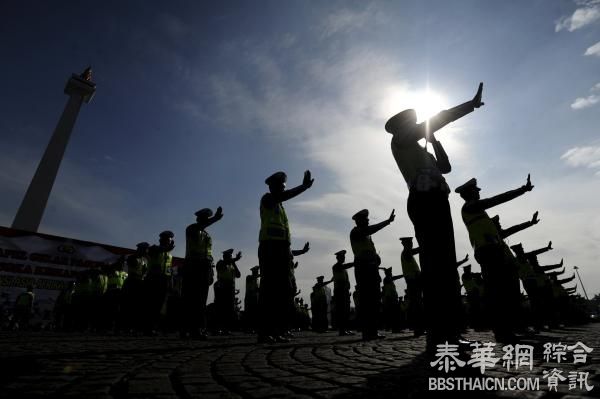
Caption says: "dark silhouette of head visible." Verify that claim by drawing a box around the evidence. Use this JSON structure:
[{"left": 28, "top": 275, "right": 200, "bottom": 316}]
[
  {"left": 352, "top": 209, "right": 369, "bottom": 228},
  {"left": 159, "top": 230, "right": 175, "bottom": 250},
  {"left": 265, "top": 171, "right": 287, "bottom": 194},
  {"left": 400, "top": 237, "right": 413, "bottom": 250},
  {"left": 195, "top": 208, "right": 213, "bottom": 226},
  {"left": 335, "top": 250, "right": 346, "bottom": 263},
  {"left": 385, "top": 109, "right": 417, "bottom": 134},
  {"left": 455, "top": 178, "right": 481, "bottom": 200},
  {"left": 223, "top": 248, "right": 234, "bottom": 261}
]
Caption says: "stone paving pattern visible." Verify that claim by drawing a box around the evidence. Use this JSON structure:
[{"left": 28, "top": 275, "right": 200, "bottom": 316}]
[{"left": 1, "top": 323, "right": 600, "bottom": 398}]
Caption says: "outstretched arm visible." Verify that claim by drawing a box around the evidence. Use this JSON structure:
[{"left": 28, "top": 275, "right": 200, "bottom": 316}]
[
  {"left": 464, "top": 175, "right": 534, "bottom": 213},
  {"left": 500, "top": 211, "right": 540, "bottom": 238},
  {"left": 526, "top": 241, "right": 553, "bottom": 258},
  {"left": 456, "top": 254, "right": 469, "bottom": 268},
  {"left": 343, "top": 262, "right": 355, "bottom": 270},
  {"left": 359, "top": 210, "right": 395, "bottom": 236},
  {"left": 292, "top": 242, "right": 310, "bottom": 256},
  {"left": 270, "top": 171, "right": 314, "bottom": 203},
  {"left": 392, "top": 274, "right": 405, "bottom": 281}
]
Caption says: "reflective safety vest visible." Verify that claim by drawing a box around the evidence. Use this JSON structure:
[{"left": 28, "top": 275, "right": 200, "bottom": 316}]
[
  {"left": 107, "top": 271, "right": 127, "bottom": 290},
  {"left": 259, "top": 199, "right": 290, "bottom": 242},
  {"left": 350, "top": 231, "right": 377, "bottom": 263},
  {"left": 401, "top": 252, "right": 421, "bottom": 278},
  {"left": 91, "top": 274, "right": 107, "bottom": 296},
  {"left": 390, "top": 140, "right": 449, "bottom": 192},
  {"left": 217, "top": 262, "right": 236, "bottom": 284},
  {"left": 147, "top": 251, "right": 173, "bottom": 276},
  {"left": 333, "top": 264, "right": 350, "bottom": 292},
  {"left": 382, "top": 278, "right": 398, "bottom": 302},
  {"left": 127, "top": 255, "right": 147, "bottom": 280},
  {"left": 461, "top": 203, "right": 501, "bottom": 251},
  {"left": 186, "top": 227, "right": 212, "bottom": 259}
]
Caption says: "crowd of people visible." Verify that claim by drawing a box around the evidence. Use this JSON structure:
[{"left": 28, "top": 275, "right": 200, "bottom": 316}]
[{"left": 3, "top": 82, "right": 594, "bottom": 353}]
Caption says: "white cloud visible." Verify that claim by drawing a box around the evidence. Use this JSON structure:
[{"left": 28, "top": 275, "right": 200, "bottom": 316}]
[
  {"left": 584, "top": 41, "right": 600, "bottom": 56},
  {"left": 571, "top": 94, "right": 600, "bottom": 109},
  {"left": 555, "top": 0, "right": 600, "bottom": 32},
  {"left": 320, "top": 6, "right": 384, "bottom": 37},
  {"left": 561, "top": 145, "right": 600, "bottom": 170}
]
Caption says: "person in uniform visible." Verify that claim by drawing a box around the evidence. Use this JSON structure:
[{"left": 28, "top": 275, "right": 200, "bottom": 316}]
[
  {"left": 257, "top": 170, "right": 314, "bottom": 343},
  {"left": 310, "top": 276, "right": 333, "bottom": 332},
  {"left": 331, "top": 250, "right": 354, "bottom": 336},
  {"left": 385, "top": 83, "right": 484, "bottom": 350},
  {"left": 350, "top": 208, "right": 395, "bottom": 340},
  {"left": 215, "top": 249, "right": 242, "bottom": 335},
  {"left": 180, "top": 207, "right": 223, "bottom": 339},
  {"left": 13, "top": 286, "right": 35, "bottom": 331},
  {"left": 381, "top": 267, "right": 403, "bottom": 332},
  {"left": 244, "top": 266, "right": 261, "bottom": 333},
  {"left": 104, "top": 257, "right": 128, "bottom": 332},
  {"left": 455, "top": 175, "right": 534, "bottom": 342},
  {"left": 145, "top": 230, "right": 175, "bottom": 334},
  {"left": 122, "top": 242, "right": 149, "bottom": 333},
  {"left": 460, "top": 265, "right": 485, "bottom": 330},
  {"left": 399, "top": 237, "right": 425, "bottom": 336},
  {"left": 54, "top": 281, "right": 75, "bottom": 331}
]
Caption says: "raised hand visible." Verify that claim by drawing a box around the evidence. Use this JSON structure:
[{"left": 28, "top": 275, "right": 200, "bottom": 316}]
[
  {"left": 235, "top": 251, "right": 242, "bottom": 261},
  {"left": 215, "top": 206, "right": 224, "bottom": 219},
  {"left": 523, "top": 174, "right": 534, "bottom": 191},
  {"left": 548, "top": 241, "right": 553, "bottom": 250},
  {"left": 389, "top": 209, "right": 396, "bottom": 223},
  {"left": 303, "top": 242, "right": 310, "bottom": 253},
  {"left": 472, "top": 82, "right": 484, "bottom": 108},
  {"left": 531, "top": 211, "right": 540, "bottom": 224},
  {"left": 303, "top": 170, "right": 314, "bottom": 188}
]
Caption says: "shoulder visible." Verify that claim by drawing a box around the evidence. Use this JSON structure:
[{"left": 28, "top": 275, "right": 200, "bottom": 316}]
[{"left": 261, "top": 193, "right": 276, "bottom": 209}]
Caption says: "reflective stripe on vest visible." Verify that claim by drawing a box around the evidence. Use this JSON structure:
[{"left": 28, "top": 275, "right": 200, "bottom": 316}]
[
  {"left": 148, "top": 252, "right": 173, "bottom": 276},
  {"left": 107, "top": 271, "right": 127, "bottom": 290},
  {"left": 259, "top": 201, "right": 290, "bottom": 242},
  {"left": 401, "top": 253, "right": 420, "bottom": 278},
  {"left": 186, "top": 229, "right": 212, "bottom": 259},
  {"left": 461, "top": 204, "right": 501, "bottom": 250}
]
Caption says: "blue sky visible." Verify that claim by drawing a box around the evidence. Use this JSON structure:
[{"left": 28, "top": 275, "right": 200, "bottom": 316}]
[{"left": 1, "top": 0, "right": 600, "bottom": 302}]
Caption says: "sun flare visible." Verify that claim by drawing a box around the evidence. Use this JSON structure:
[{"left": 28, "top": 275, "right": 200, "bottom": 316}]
[{"left": 412, "top": 90, "right": 447, "bottom": 123}]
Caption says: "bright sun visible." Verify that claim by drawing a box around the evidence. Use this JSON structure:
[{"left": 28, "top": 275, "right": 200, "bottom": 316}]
[{"left": 412, "top": 89, "right": 447, "bottom": 123}]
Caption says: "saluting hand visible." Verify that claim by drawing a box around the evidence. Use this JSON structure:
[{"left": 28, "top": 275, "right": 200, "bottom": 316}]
[
  {"left": 215, "top": 206, "right": 224, "bottom": 219},
  {"left": 523, "top": 174, "right": 534, "bottom": 192},
  {"left": 235, "top": 251, "right": 242, "bottom": 261},
  {"left": 303, "top": 242, "right": 310, "bottom": 253},
  {"left": 303, "top": 170, "right": 314, "bottom": 188},
  {"left": 547, "top": 241, "right": 552, "bottom": 250},
  {"left": 531, "top": 211, "right": 540, "bottom": 225},
  {"left": 472, "top": 82, "right": 484, "bottom": 108},
  {"left": 388, "top": 209, "right": 396, "bottom": 223}
]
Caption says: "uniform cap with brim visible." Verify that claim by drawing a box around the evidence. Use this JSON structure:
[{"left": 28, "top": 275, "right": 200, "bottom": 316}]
[
  {"left": 384, "top": 267, "right": 392, "bottom": 273},
  {"left": 455, "top": 178, "right": 479, "bottom": 194},
  {"left": 335, "top": 250, "right": 347, "bottom": 256},
  {"left": 385, "top": 109, "right": 416, "bottom": 134},
  {"left": 316, "top": 276, "right": 324, "bottom": 281},
  {"left": 352, "top": 209, "right": 369, "bottom": 221},
  {"left": 195, "top": 208, "right": 213, "bottom": 219},
  {"left": 250, "top": 265, "right": 260, "bottom": 271},
  {"left": 265, "top": 171, "right": 287, "bottom": 186},
  {"left": 159, "top": 230, "right": 174, "bottom": 238},
  {"left": 136, "top": 242, "right": 150, "bottom": 248},
  {"left": 491, "top": 215, "right": 500, "bottom": 224},
  {"left": 223, "top": 248, "right": 234, "bottom": 256},
  {"left": 399, "top": 237, "right": 413, "bottom": 244}
]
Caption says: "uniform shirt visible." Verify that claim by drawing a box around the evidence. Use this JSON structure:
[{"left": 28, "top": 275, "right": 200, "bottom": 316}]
[{"left": 332, "top": 262, "right": 350, "bottom": 292}]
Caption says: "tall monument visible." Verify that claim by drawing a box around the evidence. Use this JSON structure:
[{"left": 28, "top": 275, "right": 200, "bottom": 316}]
[{"left": 12, "top": 67, "right": 96, "bottom": 232}]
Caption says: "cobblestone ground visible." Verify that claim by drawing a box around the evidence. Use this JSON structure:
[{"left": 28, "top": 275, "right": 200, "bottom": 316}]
[{"left": 1, "top": 323, "right": 599, "bottom": 399}]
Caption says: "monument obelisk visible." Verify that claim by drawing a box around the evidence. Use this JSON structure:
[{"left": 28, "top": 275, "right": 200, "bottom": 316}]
[{"left": 12, "top": 67, "right": 96, "bottom": 232}]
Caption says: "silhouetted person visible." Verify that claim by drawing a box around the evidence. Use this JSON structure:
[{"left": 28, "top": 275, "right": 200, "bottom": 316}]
[
  {"left": 258, "top": 171, "right": 314, "bottom": 343},
  {"left": 350, "top": 208, "right": 395, "bottom": 340},
  {"left": 244, "top": 266, "right": 260, "bottom": 332},
  {"left": 311, "top": 276, "right": 333, "bottom": 332},
  {"left": 54, "top": 281, "right": 75, "bottom": 331},
  {"left": 286, "top": 242, "right": 309, "bottom": 336},
  {"left": 399, "top": 237, "right": 425, "bottom": 336},
  {"left": 180, "top": 208, "right": 223, "bottom": 339},
  {"left": 386, "top": 83, "right": 484, "bottom": 351},
  {"left": 215, "top": 249, "right": 242, "bottom": 335},
  {"left": 490, "top": 212, "right": 540, "bottom": 331},
  {"left": 13, "top": 286, "right": 35, "bottom": 330},
  {"left": 332, "top": 250, "right": 355, "bottom": 336},
  {"left": 461, "top": 265, "right": 485, "bottom": 330},
  {"left": 381, "top": 267, "right": 403, "bottom": 332},
  {"left": 144, "top": 230, "right": 175, "bottom": 334},
  {"left": 455, "top": 175, "right": 534, "bottom": 342},
  {"left": 122, "top": 242, "right": 149, "bottom": 333}
]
